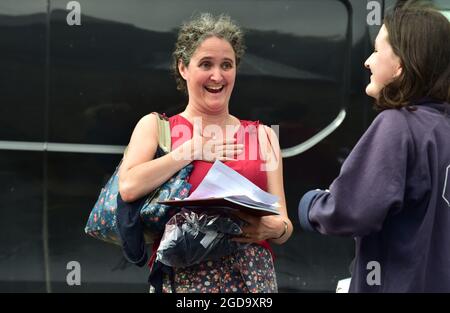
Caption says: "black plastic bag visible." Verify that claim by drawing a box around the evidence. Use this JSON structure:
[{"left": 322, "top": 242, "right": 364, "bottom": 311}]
[{"left": 155, "top": 209, "right": 249, "bottom": 268}]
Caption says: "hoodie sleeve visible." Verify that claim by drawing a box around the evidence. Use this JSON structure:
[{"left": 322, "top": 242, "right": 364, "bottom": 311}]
[{"left": 298, "top": 110, "right": 413, "bottom": 237}]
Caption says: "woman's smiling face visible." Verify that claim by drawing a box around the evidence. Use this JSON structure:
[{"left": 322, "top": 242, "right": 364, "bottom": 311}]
[
  {"left": 364, "top": 25, "right": 402, "bottom": 99},
  {"left": 178, "top": 36, "right": 236, "bottom": 113}
]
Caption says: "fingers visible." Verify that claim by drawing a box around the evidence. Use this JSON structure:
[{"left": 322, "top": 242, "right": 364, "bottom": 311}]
[
  {"left": 214, "top": 144, "right": 244, "bottom": 158},
  {"left": 231, "top": 231, "right": 264, "bottom": 243},
  {"left": 230, "top": 213, "right": 266, "bottom": 242},
  {"left": 231, "top": 210, "right": 257, "bottom": 224},
  {"left": 218, "top": 157, "right": 239, "bottom": 162},
  {"left": 218, "top": 138, "right": 237, "bottom": 145},
  {"left": 201, "top": 140, "right": 243, "bottom": 162},
  {"left": 232, "top": 231, "right": 253, "bottom": 243}
]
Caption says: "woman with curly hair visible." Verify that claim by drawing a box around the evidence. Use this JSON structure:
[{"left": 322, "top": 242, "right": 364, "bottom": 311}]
[{"left": 119, "top": 13, "right": 292, "bottom": 293}]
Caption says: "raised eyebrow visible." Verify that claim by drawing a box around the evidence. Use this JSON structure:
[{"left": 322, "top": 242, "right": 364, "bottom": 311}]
[
  {"left": 198, "top": 57, "right": 213, "bottom": 62},
  {"left": 223, "top": 58, "right": 234, "bottom": 64},
  {"left": 198, "top": 56, "right": 234, "bottom": 63}
]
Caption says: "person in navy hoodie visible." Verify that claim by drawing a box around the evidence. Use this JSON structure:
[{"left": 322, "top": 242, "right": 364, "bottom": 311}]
[{"left": 298, "top": 1, "right": 450, "bottom": 292}]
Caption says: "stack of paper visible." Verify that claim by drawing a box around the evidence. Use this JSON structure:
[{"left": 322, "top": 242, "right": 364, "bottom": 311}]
[{"left": 160, "top": 160, "right": 280, "bottom": 216}]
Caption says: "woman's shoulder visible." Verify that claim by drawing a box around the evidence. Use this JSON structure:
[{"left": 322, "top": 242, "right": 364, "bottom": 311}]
[
  {"left": 374, "top": 108, "right": 410, "bottom": 127},
  {"left": 375, "top": 102, "right": 445, "bottom": 130},
  {"left": 362, "top": 109, "right": 415, "bottom": 149},
  {"left": 133, "top": 113, "right": 159, "bottom": 131}
]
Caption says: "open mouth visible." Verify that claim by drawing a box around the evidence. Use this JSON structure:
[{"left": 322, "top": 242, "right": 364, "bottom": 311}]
[{"left": 205, "top": 85, "right": 224, "bottom": 94}]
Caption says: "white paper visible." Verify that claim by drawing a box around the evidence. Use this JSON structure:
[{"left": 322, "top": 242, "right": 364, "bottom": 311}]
[{"left": 187, "top": 160, "right": 279, "bottom": 208}]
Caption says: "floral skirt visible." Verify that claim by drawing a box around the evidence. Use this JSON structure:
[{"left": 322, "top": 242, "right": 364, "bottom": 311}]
[{"left": 149, "top": 244, "right": 277, "bottom": 293}]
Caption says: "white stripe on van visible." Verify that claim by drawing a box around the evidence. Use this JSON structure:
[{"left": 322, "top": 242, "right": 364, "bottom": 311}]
[
  {"left": 281, "top": 108, "right": 346, "bottom": 158},
  {"left": 0, "top": 141, "right": 126, "bottom": 154},
  {"left": 0, "top": 108, "right": 345, "bottom": 157}
]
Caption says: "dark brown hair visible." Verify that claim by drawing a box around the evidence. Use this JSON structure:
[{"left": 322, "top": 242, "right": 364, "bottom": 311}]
[{"left": 376, "top": 2, "right": 450, "bottom": 110}]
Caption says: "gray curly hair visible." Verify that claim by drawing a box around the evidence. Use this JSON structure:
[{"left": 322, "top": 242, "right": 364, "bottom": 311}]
[{"left": 172, "top": 13, "right": 246, "bottom": 93}]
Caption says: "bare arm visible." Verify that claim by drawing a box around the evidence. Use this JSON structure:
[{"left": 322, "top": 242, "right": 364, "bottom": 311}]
[
  {"left": 118, "top": 113, "right": 192, "bottom": 202},
  {"left": 118, "top": 114, "right": 243, "bottom": 202},
  {"left": 262, "top": 125, "right": 293, "bottom": 244},
  {"left": 233, "top": 125, "right": 293, "bottom": 245}
]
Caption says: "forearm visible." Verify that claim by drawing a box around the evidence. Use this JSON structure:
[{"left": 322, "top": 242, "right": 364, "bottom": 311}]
[
  {"left": 298, "top": 186, "right": 394, "bottom": 237},
  {"left": 268, "top": 215, "right": 293, "bottom": 245}
]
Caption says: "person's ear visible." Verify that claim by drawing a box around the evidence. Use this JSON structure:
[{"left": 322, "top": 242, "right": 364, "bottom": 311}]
[
  {"left": 178, "top": 60, "right": 188, "bottom": 80},
  {"left": 394, "top": 66, "right": 402, "bottom": 79},
  {"left": 393, "top": 59, "right": 402, "bottom": 79}
]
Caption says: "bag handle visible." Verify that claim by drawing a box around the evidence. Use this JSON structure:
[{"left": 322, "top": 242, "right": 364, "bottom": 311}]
[
  {"left": 153, "top": 112, "right": 171, "bottom": 154},
  {"left": 123, "top": 113, "right": 171, "bottom": 158}
]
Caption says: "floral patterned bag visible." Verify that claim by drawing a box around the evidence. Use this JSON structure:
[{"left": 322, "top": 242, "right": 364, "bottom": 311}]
[
  {"left": 140, "top": 165, "right": 192, "bottom": 233},
  {"left": 84, "top": 113, "right": 192, "bottom": 245}
]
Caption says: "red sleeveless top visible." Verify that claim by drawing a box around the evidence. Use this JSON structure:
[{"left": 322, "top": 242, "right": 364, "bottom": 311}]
[
  {"left": 149, "top": 114, "right": 273, "bottom": 268},
  {"left": 169, "top": 114, "right": 267, "bottom": 191},
  {"left": 169, "top": 114, "right": 273, "bottom": 255}
]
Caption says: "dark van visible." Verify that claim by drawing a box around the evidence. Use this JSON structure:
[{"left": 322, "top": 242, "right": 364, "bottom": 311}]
[{"left": 0, "top": 0, "right": 448, "bottom": 292}]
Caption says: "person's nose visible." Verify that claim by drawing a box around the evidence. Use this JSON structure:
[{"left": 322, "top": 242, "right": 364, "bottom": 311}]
[
  {"left": 364, "top": 55, "right": 372, "bottom": 70},
  {"left": 210, "top": 66, "right": 223, "bottom": 82}
]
